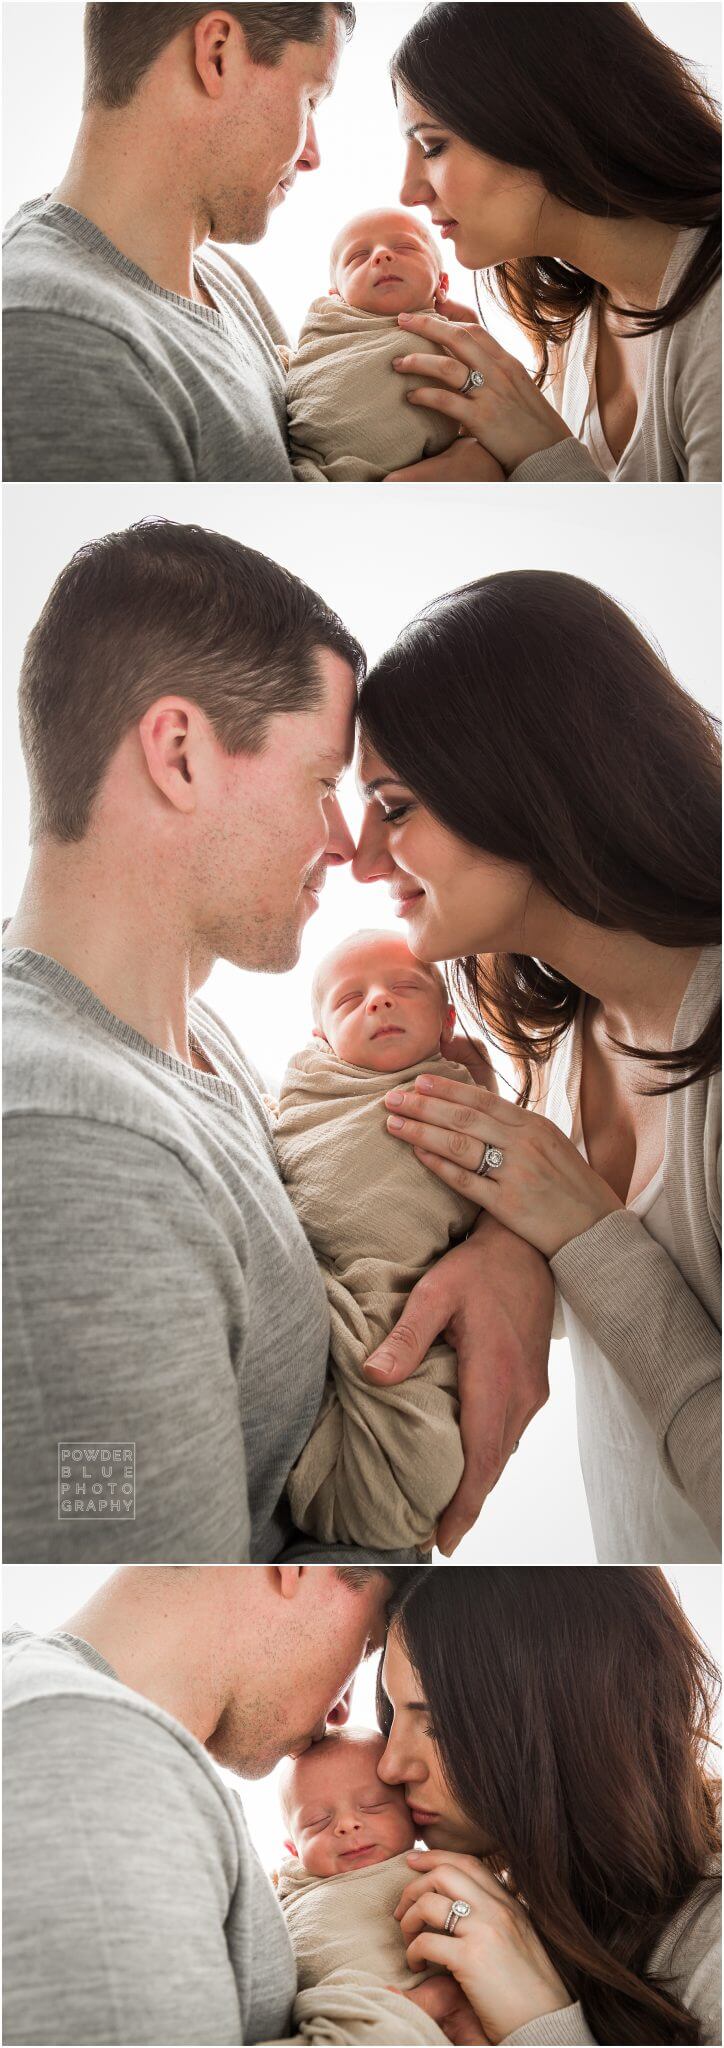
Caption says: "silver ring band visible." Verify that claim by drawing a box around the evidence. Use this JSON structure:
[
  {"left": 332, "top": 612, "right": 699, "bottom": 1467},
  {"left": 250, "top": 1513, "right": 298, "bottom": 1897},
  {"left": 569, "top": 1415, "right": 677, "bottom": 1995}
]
[
  {"left": 444, "top": 1899, "right": 471, "bottom": 1935},
  {"left": 460, "top": 368, "right": 485, "bottom": 396},
  {"left": 476, "top": 1143, "right": 504, "bottom": 1178}
]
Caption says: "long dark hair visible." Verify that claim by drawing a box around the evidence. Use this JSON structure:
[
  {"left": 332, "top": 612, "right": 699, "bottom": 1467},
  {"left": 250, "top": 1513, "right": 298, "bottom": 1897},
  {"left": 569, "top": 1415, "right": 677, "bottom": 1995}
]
[
  {"left": 358, "top": 570, "right": 721, "bottom": 1105},
  {"left": 392, "top": 3, "right": 722, "bottom": 381},
  {"left": 377, "top": 1568, "right": 721, "bottom": 2046}
]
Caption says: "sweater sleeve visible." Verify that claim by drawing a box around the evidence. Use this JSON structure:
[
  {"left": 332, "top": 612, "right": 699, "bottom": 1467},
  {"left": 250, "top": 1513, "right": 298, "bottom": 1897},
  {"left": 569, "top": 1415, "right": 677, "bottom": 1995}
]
[
  {"left": 508, "top": 437, "right": 608, "bottom": 483},
  {"left": 551, "top": 1207, "right": 721, "bottom": 1544},
  {"left": 674, "top": 280, "right": 722, "bottom": 481},
  {"left": 503, "top": 2004, "right": 596, "bottom": 2045}
]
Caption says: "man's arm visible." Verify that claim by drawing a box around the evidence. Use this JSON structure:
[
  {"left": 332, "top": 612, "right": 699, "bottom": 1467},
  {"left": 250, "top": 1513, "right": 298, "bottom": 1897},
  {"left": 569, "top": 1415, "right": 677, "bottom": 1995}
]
[
  {"left": 364, "top": 1218, "right": 553, "bottom": 1554},
  {"left": 3, "top": 312, "right": 196, "bottom": 480},
  {"left": 2, "top": 1696, "right": 248, "bottom": 2046},
  {"left": 3, "top": 1116, "right": 251, "bottom": 1560}
]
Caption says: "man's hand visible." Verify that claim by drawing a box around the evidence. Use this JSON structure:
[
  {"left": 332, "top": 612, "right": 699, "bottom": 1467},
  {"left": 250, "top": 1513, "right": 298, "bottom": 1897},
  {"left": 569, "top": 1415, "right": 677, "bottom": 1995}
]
[
  {"left": 364, "top": 1220, "right": 553, "bottom": 1554},
  {"left": 403, "top": 1975, "right": 490, "bottom": 2045},
  {"left": 385, "top": 439, "right": 505, "bottom": 482}
]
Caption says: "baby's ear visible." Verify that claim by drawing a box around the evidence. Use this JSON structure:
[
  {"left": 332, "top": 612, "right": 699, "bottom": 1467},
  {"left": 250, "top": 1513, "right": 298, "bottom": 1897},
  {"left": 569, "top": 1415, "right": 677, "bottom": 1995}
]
[
  {"left": 311, "top": 1025, "right": 329, "bottom": 1042},
  {"left": 440, "top": 1003, "right": 456, "bottom": 1047},
  {"left": 436, "top": 272, "right": 450, "bottom": 301},
  {"left": 284, "top": 1837, "right": 298, "bottom": 1858},
  {"left": 328, "top": 286, "right": 342, "bottom": 299}
]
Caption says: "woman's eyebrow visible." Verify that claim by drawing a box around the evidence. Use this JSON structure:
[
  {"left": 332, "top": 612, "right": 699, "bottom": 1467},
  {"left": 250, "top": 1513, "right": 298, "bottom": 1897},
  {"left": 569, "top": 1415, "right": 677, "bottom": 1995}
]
[
  {"left": 362, "top": 775, "right": 403, "bottom": 797},
  {"left": 404, "top": 120, "right": 444, "bottom": 138}
]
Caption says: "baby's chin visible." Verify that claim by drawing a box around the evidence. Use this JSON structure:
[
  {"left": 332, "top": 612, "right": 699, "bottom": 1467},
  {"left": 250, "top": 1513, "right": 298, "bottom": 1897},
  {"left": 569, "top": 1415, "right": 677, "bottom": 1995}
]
[
  {"left": 341, "top": 1035, "right": 440, "bottom": 1073},
  {"left": 353, "top": 287, "right": 434, "bottom": 317}
]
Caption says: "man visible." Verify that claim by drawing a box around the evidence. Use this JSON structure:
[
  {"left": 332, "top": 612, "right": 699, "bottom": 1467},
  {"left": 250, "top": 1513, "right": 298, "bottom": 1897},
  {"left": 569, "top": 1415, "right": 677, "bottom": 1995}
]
[
  {"left": 3, "top": 3, "right": 353, "bottom": 479},
  {"left": 2, "top": 1563, "right": 418, "bottom": 2045},
  {"left": 3, "top": 519, "right": 552, "bottom": 1562}
]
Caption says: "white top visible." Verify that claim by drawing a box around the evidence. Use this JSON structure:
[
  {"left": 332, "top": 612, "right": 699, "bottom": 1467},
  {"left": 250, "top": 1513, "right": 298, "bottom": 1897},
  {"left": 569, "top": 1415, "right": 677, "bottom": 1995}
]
[{"left": 545, "top": 949, "right": 721, "bottom": 1562}]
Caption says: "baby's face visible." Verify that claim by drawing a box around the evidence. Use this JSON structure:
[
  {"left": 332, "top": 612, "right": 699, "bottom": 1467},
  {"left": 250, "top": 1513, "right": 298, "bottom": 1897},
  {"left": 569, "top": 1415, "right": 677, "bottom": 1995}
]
[
  {"left": 283, "top": 1732, "right": 415, "bottom": 1877},
  {"left": 331, "top": 208, "right": 443, "bottom": 316},
  {"left": 314, "top": 933, "right": 453, "bottom": 1072}
]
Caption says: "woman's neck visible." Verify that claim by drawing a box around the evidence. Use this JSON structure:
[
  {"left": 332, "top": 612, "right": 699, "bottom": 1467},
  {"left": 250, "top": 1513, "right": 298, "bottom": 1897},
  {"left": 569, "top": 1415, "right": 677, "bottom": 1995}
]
[
  {"left": 537, "top": 201, "right": 682, "bottom": 311},
  {"left": 526, "top": 899, "right": 704, "bottom": 1046}
]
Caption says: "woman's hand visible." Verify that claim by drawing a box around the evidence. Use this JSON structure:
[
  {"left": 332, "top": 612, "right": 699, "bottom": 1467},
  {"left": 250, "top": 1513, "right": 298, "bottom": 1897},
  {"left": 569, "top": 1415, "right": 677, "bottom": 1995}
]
[
  {"left": 403, "top": 1975, "right": 491, "bottom": 2045},
  {"left": 384, "top": 1074, "right": 623, "bottom": 1259},
  {"left": 396, "top": 1850, "right": 572, "bottom": 2046},
  {"left": 392, "top": 313, "right": 572, "bottom": 473}
]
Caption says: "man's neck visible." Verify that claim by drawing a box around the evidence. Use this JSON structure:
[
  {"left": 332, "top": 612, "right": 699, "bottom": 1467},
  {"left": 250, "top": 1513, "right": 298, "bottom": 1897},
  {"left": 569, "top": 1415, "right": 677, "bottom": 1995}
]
[
  {"left": 53, "top": 110, "right": 212, "bottom": 304},
  {"left": 5, "top": 838, "right": 212, "bottom": 1067},
  {"left": 60, "top": 1571, "right": 230, "bottom": 1747}
]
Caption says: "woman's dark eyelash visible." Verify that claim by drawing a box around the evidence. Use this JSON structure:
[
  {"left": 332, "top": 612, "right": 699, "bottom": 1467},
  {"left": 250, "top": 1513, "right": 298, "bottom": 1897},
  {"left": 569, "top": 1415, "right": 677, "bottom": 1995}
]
[
  {"left": 421, "top": 144, "right": 445, "bottom": 159},
  {"left": 382, "top": 804, "right": 412, "bottom": 824}
]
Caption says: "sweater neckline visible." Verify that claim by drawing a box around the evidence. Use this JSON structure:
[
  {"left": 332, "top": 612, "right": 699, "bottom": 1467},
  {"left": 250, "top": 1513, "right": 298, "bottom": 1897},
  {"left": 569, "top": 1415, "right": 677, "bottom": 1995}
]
[{"left": 35, "top": 197, "right": 229, "bottom": 330}]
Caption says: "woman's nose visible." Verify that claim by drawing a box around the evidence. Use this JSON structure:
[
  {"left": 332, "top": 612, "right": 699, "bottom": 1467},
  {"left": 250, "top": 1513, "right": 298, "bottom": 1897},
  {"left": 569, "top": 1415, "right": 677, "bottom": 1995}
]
[
  {"left": 378, "top": 1732, "right": 423, "bottom": 1785},
  {"left": 399, "top": 148, "right": 433, "bottom": 210},
  {"left": 352, "top": 808, "right": 398, "bottom": 884}
]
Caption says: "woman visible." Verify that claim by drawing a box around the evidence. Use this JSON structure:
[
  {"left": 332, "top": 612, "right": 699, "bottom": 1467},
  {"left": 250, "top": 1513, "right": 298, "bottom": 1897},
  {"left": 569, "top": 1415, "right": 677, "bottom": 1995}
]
[
  {"left": 354, "top": 569, "right": 721, "bottom": 1562},
  {"left": 386, "top": 3, "right": 721, "bottom": 482},
  {"left": 375, "top": 1568, "right": 721, "bottom": 2046}
]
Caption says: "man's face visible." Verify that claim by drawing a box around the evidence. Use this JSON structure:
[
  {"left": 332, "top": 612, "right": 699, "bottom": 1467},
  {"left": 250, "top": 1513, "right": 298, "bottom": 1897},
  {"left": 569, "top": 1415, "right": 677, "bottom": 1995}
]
[
  {"left": 190, "top": 646, "right": 357, "bottom": 973},
  {"left": 331, "top": 209, "right": 442, "bottom": 315},
  {"left": 204, "top": 12, "right": 346, "bottom": 243},
  {"left": 208, "top": 1571, "right": 390, "bottom": 1778}
]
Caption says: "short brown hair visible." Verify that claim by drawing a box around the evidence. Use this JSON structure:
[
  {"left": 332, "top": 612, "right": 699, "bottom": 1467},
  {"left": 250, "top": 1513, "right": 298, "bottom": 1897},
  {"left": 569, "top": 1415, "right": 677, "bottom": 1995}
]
[
  {"left": 83, "top": 3, "right": 355, "bottom": 110},
  {"left": 19, "top": 519, "right": 365, "bottom": 843}
]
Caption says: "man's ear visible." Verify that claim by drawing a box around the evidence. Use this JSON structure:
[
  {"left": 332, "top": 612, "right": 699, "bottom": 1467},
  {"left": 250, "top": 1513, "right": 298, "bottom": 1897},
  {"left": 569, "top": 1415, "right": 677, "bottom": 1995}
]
[
  {"left": 436, "top": 272, "right": 450, "bottom": 301},
  {"left": 192, "top": 12, "right": 235, "bottom": 100},
  {"left": 137, "top": 699, "right": 198, "bottom": 816},
  {"left": 276, "top": 1566, "right": 303, "bottom": 1602},
  {"left": 284, "top": 1838, "right": 298, "bottom": 1858}
]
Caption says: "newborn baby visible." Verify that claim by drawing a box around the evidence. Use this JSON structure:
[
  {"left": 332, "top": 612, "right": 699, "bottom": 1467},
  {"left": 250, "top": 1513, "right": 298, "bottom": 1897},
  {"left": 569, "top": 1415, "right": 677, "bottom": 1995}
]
[
  {"left": 276, "top": 1730, "right": 444, "bottom": 2048},
  {"left": 285, "top": 209, "right": 458, "bottom": 480},
  {"left": 274, "top": 932, "right": 478, "bottom": 1552}
]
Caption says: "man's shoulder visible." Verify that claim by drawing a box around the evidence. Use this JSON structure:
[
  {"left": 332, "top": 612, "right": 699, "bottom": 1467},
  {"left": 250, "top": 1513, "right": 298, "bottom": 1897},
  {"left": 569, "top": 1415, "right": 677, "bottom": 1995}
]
[
  {"left": 4, "top": 198, "right": 137, "bottom": 334},
  {"left": 3, "top": 952, "right": 180, "bottom": 1137}
]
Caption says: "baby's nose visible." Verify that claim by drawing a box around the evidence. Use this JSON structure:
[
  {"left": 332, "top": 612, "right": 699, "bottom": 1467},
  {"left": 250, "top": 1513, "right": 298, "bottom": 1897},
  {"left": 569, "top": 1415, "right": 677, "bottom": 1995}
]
[
  {"left": 334, "top": 1810, "right": 361, "bottom": 1834},
  {"left": 367, "top": 990, "right": 393, "bottom": 1011}
]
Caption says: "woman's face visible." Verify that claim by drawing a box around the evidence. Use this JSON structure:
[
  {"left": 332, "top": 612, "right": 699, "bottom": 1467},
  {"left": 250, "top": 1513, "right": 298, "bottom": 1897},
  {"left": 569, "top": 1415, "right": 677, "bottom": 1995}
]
[
  {"left": 354, "top": 739, "right": 535, "bottom": 962},
  {"left": 377, "top": 1626, "right": 490, "bottom": 1854},
  {"left": 396, "top": 84, "right": 550, "bottom": 273}
]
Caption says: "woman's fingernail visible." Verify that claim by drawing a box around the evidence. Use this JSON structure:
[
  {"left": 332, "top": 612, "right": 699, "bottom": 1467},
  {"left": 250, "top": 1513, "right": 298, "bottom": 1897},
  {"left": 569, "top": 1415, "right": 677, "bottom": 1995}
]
[
  {"left": 386, "top": 1089, "right": 404, "bottom": 1106},
  {"left": 387, "top": 1115, "right": 405, "bottom": 1131},
  {"left": 415, "top": 1076, "right": 434, "bottom": 1092}
]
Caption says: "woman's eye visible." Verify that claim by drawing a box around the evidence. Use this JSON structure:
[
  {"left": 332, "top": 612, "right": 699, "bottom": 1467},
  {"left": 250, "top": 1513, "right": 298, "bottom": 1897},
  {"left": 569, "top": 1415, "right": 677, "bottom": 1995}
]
[
  {"left": 421, "top": 144, "right": 445, "bottom": 161},
  {"left": 382, "top": 804, "right": 412, "bottom": 825}
]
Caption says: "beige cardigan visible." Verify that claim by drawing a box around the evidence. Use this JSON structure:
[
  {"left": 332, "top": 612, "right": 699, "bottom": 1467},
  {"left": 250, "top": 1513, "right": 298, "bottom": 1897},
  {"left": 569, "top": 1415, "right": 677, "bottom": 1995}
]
[
  {"left": 504, "top": 1870, "right": 721, "bottom": 2045},
  {"left": 511, "top": 231, "right": 721, "bottom": 482},
  {"left": 546, "top": 947, "right": 721, "bottom": 1549}
]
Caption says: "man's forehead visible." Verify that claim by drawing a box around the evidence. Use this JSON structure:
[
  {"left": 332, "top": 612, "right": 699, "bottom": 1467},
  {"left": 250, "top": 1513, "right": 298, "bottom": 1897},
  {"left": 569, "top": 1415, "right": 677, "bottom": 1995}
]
[{"left": 293, "top": 8, "right": 346, "bottom": 87}]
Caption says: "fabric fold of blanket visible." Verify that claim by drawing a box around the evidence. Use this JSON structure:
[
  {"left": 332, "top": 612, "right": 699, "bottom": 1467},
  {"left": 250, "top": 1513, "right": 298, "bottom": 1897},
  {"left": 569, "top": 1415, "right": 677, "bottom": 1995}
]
[
  {"left": 285, "top": 297, "right": 458, "bottom": 481},
  {"left": 270, "top": 1850, "right": 448, "bottom": 2046},
  {"left": 275, "top": 1045, "right": 477, "bottom": 1549}
]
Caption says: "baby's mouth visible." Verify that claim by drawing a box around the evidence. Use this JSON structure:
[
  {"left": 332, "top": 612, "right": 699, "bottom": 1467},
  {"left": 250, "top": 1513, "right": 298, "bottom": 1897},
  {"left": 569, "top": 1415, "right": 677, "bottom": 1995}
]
[
  {"left": 338, "top": 1842, "right": 379, "bottom": 1864},
  {"left": 374, "top": 275, "right": 403, "bottom": 287},
  {"left": 371, "top": 1025, "right": 405, "bottom": 1040}
]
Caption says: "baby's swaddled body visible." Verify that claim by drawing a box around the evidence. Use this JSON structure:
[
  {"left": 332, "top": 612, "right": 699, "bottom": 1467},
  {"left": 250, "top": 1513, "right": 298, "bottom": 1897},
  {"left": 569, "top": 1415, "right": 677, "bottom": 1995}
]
[
  {"left": 286, "top": 297, "right": 458, "bottom": 481},
  {"left": 277, "top": 1853, "right": 446, "bottom": 2047},
  {"left": 275, "top": 1042, "right": 477, "bottom": 1549}
]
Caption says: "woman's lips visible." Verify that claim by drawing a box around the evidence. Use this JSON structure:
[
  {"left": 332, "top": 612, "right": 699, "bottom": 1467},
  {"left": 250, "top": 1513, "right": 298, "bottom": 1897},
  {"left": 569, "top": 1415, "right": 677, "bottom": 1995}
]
[
  {"left": 393, "top": 892, "right": 425, "bottom": 918},
  {"left": 408, "top": 1806, "right": 439, "bottom": 1825}
]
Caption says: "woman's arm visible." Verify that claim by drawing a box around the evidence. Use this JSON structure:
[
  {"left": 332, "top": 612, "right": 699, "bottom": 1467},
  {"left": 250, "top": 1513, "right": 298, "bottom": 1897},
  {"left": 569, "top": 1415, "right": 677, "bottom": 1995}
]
[
  {"left": 551, "top": 1208, "right": 721, "bottom": 1544},
  {"left": 383, "top": 1076, "right": 721, "bottom": 1545}
]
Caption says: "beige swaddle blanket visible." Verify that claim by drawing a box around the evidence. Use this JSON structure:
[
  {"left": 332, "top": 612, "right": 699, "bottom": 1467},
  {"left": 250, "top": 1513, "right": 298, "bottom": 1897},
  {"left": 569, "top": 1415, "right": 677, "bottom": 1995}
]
[
  {"left": 275, "top": 1044, "right": 477, "bottom": 1549},
  {"left": 274, "top": 1850, "right": 447, "bottom": 2046},
  {"left": 285, "top": 297, "right": 458, "bottom": 480}
]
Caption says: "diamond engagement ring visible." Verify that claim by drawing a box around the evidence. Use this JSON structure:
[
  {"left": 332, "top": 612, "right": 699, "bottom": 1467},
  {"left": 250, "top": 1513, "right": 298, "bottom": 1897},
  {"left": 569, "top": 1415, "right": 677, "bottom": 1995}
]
[
  {"left": 444, "top": 1900, "right": 471, "bottom": 1935},
  {"left": 477, "top": 1143, "right": 504, "bottom": 1177},
  {"left": 460, "top": 368, "right": 485, "bottom": 395}
]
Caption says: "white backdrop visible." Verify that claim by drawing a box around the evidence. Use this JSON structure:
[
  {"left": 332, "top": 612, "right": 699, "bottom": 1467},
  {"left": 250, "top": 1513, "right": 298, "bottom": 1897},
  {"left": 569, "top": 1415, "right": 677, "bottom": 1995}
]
[
  {"left": 3, "top": 1562, "right": 721, "bottom": 1868},
  {"left": 3, "top": 482, "right": 721, "bottom": 1564},
  {"left": 2, "top": 2, "right": 721, "bottom": 348}
]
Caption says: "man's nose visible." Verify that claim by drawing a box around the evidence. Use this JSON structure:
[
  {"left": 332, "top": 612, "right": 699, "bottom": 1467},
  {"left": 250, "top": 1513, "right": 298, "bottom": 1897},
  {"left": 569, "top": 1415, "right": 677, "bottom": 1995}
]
[
  {"left": 297, "top": 115, "right": 321, "bottom": 174},
  {"left": 327, "top": 1684, "right": 353, "bottom": 1729},
  {"left": 352, "top": 808, "right": 398, "bottom": 884},
  {"left": 399, "top": 148, "right": 433, "bottom": 210},
  {"left": 325, "top": 794, "right": 355, "bottom": 867}
]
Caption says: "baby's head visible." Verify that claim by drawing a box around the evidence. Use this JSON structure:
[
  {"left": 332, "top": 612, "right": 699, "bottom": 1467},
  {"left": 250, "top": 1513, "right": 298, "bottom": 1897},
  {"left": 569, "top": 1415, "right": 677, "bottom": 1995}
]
[
  {"left": 330, "top": 208, "right": 448, "bottom": 317},
  {"left": 312, "top": 930, "right": 455, "bottom": 1072},
  {"left": 279, "top": 1728, "right": 416, "bottom": 1877}
]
